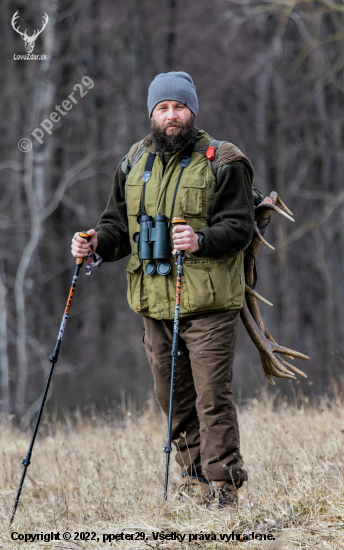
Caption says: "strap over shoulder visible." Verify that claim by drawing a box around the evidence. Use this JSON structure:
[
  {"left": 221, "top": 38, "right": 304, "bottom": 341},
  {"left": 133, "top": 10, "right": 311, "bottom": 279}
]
[
  {"left": 121, "top": 139, "right": 146, "bottom": 175},
  {"left": 128, "top": 139, "right": 145, "bottom": 164},
  {"left": 202, "top": 137, "right": 265, "bottom": 205},
  {"left": 207, "top": 138, "right": 255, "bottom": 183}
]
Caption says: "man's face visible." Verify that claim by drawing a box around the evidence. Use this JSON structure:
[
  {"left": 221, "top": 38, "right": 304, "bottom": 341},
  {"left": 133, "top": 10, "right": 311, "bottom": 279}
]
[
  {"left": 150, "top": 100, "right": 196, "bottom": 153},
  {"left": 151, "top": 100, "right": 193, "bottom": 133}
]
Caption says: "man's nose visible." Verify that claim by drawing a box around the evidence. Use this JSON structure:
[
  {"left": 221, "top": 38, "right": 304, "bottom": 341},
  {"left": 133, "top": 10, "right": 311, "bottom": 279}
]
[{"left": 166, "top": 108, "right": 178, "bottom": 119}]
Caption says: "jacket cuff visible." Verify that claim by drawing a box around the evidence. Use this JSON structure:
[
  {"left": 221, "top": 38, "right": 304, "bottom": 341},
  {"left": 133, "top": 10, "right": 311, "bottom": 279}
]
[
  {"left": 95, "top": 231, "right": 119, "bottom": 262},
  {"left": 192, "top": 231, "right": 206, "bottom": 257}
]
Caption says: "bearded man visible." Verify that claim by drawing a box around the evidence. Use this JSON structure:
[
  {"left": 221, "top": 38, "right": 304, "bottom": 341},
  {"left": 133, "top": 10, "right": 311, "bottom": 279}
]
[{"left": 71, "top": 71, "right": 255, "bottom": 508}]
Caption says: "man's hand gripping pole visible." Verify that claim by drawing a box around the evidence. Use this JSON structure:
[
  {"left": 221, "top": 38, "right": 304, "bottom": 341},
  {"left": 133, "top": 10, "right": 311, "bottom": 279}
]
[{"left": 163, "top": 219, "right": 186, "bottom": 502}]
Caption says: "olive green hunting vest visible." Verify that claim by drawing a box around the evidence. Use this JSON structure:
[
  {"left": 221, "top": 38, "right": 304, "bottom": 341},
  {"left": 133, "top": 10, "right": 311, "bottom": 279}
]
[{"left": 124, "top": 129, "right": 251, "bottom": 320}]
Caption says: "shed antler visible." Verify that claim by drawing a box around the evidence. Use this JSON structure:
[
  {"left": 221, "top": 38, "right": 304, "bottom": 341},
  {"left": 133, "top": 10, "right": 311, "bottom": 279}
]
[{"left": 241, "top": 191, "right": 309, "bottom": 385}]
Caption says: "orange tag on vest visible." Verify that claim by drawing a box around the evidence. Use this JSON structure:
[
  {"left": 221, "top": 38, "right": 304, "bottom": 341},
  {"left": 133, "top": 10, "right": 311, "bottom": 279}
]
[{"left": 206, "top": 146, "right": 216, "bottom": 161}]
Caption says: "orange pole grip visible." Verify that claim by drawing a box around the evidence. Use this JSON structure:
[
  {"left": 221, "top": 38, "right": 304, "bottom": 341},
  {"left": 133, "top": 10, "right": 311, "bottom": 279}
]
[
  {"left": 76, "top": 232, "right": 91, "bottom": 265},
  {"left": 172, "top": 218, "right": 186, "bottom": 226}
]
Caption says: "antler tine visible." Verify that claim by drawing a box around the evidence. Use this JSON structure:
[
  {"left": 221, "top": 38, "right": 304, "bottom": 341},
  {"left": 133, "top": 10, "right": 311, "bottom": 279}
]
[
  {"left": 259, "top": 355, "right": 276, "bottom": 385},
  {"left": 262, "top": 191, "right": 293, "bottom": 217},
  {"left": 259, "top": 341, "right": 298, "bottom": 377},
  {"left": 246, "top": 295, "right": 309, "bottom": 360},
  {"left": 259, "top": 353, "right": 296, "bottom": 382},
  {"left": 271, "top": 341, "right": 309, "bottom": 361},
  {"left": 245, "top": 284, "right": 273, "bottom": 306},
  {"left": 277, "top": 356, "right": 308, "bottom": 378},
  {"left": 241, "top": 303, "right": 297, "bottom": 383},
  {"left": 256, "top": 203, "right": 295, "bottom": 222},
  {"left": 245, "top": 292, "right": 296, "bottom": 359},
  {"left": 241, "top": 300, "right": 308, "bottom": 384},
  {"left": 276, "top": 195, "right": 293, "bottom": 216},
  {"left": 254, "top": 225, "right": 275, "bottom": 250},
  {"left": 245, "top": 291, "right": 275, "bottom": 340}
]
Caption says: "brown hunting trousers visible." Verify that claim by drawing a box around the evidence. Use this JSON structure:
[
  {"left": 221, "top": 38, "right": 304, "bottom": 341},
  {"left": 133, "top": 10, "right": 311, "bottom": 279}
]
[{"left": 143, "top": 309, "right": 247, "bottom": 487}]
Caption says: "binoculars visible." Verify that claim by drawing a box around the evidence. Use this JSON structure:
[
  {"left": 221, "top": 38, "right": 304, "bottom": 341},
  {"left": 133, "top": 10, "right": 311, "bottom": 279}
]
[{"left": 133, "top": 214, "right": 171, "bottom": 276}]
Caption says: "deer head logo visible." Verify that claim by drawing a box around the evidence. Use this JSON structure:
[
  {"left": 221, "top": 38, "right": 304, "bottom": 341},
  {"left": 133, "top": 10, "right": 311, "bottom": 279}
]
[{"left": 11, "top": 11, "right": 49, "bottom": 54}]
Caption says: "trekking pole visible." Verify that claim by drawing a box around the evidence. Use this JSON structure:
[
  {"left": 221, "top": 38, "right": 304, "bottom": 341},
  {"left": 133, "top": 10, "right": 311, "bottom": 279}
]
[
  {"left": 163, "top": 218, "right": 186, "bottom": 502},
  {"left": 10, "top": 232, "right": 92, "bottom": 524}
]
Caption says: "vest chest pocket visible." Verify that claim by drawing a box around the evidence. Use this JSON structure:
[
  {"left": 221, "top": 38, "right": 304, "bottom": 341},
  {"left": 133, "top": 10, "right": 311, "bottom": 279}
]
[
  {"left": 126, "top": 181, "right": 143, "bottom": 216},
  {"left": 180, "top": 175, "right": 206, "bottom": 217}
]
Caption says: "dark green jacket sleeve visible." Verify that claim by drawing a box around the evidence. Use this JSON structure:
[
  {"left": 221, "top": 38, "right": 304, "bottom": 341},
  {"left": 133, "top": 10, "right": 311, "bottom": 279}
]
[
  {"left": 94, "top": 160, "right": 131, "bottom": 262},
  {"left": 193, "top": 160, "right": 255, "bottom": 259}
]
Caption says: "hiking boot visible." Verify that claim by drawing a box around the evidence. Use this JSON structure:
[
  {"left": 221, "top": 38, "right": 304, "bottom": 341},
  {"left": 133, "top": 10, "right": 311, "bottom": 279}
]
[
  {"left": 177, "top": 474, "right": 211, "bottom": 506},
  {"left": 209, "top": 480, "right": 238, "bottom": 509}
]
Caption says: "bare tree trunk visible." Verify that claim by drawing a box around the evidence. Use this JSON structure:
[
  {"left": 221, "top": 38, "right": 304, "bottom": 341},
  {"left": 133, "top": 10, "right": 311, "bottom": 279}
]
[
  {"left": 311, "top": 28, "right": 335, "bottom": 374},
  {"left": 0, "top": 263, "right": 10, "bottom": 414},
  {"left": 274, "top": 72, "right": 292, "bottom": 342},
  {"left": 32, "top": 0, "right": 58, "bottom": 209},
  {"left": 14, "top": 151, "right": 39, "bottom": 414},
  {"left": 165, "top": 0, "right": 177, "bottom": 71},
  {"left": 255, "top": 65, "right": 271, "bottom": 188}
]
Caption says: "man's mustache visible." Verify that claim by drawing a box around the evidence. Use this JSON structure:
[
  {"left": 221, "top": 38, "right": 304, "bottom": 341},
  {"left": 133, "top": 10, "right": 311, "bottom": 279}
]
[{"left": 164, "top": 122, "right": 183, "bottom": 129}]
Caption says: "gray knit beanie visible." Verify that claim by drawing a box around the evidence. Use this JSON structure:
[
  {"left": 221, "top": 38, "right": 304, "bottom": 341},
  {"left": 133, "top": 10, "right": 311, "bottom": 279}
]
[{"left": 147, "top": 71, "right": 199, "bottom": 117}]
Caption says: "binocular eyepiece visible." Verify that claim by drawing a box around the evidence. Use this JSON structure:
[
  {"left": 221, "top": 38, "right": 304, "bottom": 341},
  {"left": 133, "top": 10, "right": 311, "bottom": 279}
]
[{"left": 133, "top": 214, "right": 171, "bottom": 276}]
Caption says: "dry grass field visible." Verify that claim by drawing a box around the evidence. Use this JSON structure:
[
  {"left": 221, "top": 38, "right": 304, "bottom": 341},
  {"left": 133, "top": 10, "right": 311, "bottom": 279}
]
[{"left": 1, "top": 396, "right": 344, "bottom": 550}]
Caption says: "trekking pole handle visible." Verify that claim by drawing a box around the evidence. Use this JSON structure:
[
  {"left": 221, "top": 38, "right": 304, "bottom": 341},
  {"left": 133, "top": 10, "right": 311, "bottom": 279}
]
[
  {"left": 76, "top": 232, "right": 92, "bottom": 265},
  {"left": 172, "top": 218, "right": 187, "bottom": 257},
  {"left": 172, "top": 218, "right": 187, "bottom": 227}
]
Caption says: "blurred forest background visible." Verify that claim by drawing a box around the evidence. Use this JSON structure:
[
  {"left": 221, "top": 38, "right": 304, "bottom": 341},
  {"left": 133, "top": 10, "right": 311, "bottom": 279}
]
[{"left": 1, "top": 0, "right": 344, "bottom": 420}]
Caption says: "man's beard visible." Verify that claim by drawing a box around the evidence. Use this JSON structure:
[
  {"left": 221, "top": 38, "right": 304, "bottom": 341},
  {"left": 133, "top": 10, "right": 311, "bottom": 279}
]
[{"left": 150, "top": 115, "right": 197, "bottom": 153}]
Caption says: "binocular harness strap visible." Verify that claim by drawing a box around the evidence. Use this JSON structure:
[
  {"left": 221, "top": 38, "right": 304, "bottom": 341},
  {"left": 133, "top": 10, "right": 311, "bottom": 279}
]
[
  {"left": 141, "top": 152, "right": 156, "bottom": 216},
  {"left": 140, "top": 136, "right": 197, "bottom": 221}
]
